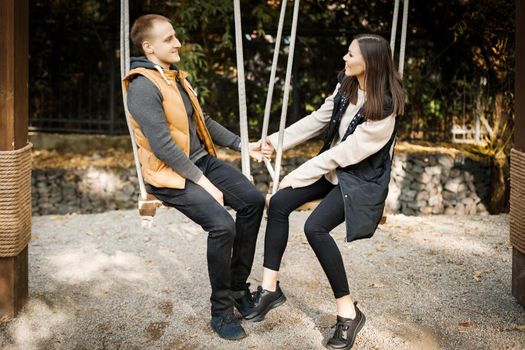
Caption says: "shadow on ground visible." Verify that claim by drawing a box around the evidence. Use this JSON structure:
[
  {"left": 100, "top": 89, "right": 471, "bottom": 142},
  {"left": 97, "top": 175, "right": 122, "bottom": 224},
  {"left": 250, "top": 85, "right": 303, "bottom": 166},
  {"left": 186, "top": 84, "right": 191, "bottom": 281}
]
[{"left": 0, "top": 210, "right": 523, "bottom": 350}]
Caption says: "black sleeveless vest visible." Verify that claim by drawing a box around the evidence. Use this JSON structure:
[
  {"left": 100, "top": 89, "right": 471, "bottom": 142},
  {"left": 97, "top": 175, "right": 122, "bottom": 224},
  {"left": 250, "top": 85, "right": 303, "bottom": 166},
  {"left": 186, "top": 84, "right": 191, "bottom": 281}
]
[{"left": 319, "top": 90, "right": 397, "bottom": 242}]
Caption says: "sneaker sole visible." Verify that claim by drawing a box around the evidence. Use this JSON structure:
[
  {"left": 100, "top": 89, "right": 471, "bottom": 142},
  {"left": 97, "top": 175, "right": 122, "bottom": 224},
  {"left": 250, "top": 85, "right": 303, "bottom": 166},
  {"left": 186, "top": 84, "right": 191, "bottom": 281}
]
[
  {"left": 245, "top": 293, "right": 287, "bottom": 323},
  {"left": 326, "top": 313, "right": 366, "bottom": 350}
]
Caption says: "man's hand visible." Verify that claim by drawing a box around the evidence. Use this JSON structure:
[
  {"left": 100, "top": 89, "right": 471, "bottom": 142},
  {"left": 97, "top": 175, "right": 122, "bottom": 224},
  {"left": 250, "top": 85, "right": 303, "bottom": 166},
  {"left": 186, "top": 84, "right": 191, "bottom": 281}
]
[
  {"left": 196, "top": 175, "right": 224, "bottom": 206},
  {"left": 262, "top": 137, "right": 275, "bottom": 159},
  {"left": 248, "top": 141, "right": 263, "bottom": 162}
]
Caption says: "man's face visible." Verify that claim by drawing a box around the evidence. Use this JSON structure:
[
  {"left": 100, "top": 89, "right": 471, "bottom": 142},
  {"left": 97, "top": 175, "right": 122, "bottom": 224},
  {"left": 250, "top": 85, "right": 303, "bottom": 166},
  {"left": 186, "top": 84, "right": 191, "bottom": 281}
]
[{"left": 143, "top": 20, "right": 182, "bottom": 65}]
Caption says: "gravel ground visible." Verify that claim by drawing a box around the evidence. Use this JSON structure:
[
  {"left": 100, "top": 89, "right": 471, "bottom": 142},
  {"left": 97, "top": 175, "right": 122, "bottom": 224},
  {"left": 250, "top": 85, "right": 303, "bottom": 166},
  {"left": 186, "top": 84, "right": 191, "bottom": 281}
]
[{"left": 0, "top": 210, "right": 523, "bottom": 350}]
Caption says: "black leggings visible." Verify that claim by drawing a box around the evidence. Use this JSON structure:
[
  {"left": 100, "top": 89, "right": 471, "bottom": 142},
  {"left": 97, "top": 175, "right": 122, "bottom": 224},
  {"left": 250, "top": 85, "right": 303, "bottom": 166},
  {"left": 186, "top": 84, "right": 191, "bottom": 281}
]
[{"left": 263, "top": 177, "right": 350, "bottom": 298}]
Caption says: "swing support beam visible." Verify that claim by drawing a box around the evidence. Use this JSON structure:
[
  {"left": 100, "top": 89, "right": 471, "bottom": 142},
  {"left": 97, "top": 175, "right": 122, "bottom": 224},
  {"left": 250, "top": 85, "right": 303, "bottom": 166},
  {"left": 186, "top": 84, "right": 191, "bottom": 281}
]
[
  {"left": 511, "top": 0, "right": 525, "bottom": 307},
  {"left": 0, "top": 0, "right": 29, "bottom": 322}
]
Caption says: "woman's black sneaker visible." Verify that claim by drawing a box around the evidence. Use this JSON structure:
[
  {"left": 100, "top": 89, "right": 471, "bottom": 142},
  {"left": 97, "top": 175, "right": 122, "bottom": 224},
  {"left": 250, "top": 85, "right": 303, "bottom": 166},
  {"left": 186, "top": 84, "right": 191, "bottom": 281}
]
[
  {"left": 231, "top": 283, "right": 255, "bottom": 319},
  {"left": 244, "top": 281, "right": 287, "bottom": 322},
  {"left": 210, "top": 311, "right": 247, "bottom": 340},
  {"left": 326, "top": 302, "right": 366, "bottom": 350}
]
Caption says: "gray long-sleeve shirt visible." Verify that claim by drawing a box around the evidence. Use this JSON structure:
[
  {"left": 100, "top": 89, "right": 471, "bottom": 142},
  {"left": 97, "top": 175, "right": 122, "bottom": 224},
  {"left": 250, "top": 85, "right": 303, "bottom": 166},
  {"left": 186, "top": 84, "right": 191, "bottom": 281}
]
[{"left": 127, "top": 75, "right": 241, "bottom": 183}]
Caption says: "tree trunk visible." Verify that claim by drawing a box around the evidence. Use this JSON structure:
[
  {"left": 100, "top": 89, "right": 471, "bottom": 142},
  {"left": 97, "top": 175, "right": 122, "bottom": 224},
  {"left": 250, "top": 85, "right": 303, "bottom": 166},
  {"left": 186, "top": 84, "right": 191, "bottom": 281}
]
[{"left": 488, "top": 153, "right": 508, "bottom": 214}]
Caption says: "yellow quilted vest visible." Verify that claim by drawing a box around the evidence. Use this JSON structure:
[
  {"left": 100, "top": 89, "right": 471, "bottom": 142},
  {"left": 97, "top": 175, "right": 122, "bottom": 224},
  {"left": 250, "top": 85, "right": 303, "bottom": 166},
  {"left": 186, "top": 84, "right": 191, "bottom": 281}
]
[{"left": 123, "top": 67, "right": 217, "bottom": 189}]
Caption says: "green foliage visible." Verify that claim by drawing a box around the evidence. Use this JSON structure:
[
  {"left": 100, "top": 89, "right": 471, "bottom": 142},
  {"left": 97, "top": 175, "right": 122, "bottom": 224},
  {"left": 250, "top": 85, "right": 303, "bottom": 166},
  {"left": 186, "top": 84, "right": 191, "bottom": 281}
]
[
  {"left": 156, "top": 0, "right": 515, "bottom": 143},
  {"left": 402, "top": 0, "right": 514, "bottom": 141}
]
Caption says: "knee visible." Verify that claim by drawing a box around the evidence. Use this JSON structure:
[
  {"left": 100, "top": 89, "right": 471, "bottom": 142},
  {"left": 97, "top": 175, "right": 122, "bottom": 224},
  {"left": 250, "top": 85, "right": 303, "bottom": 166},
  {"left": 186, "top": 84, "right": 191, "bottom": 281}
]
[
  {"left": 247, "top": 190, "right": 266, "bottom": 211},
  {"left": 268, "top": 192, "right": 292, "bottom": 217},
  {"left": 209, "top": 214, "right": 236, "bottom": 240},
  {"left": 237, "top": 189, "right": 265, "bottom": 218},
  {"left": 304, "top": 218, "right": 325, "bottom": 242}
]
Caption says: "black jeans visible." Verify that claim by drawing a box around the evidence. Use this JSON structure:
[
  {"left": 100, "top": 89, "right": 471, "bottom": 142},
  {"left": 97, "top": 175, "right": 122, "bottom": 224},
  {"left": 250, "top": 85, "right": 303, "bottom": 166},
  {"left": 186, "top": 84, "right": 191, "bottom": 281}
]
[
  {"left": 263, "top": 177, "right": 350, "bottom": 298},
  {"left": 147, "top": 155, "right": 265, "bottom": 316}
]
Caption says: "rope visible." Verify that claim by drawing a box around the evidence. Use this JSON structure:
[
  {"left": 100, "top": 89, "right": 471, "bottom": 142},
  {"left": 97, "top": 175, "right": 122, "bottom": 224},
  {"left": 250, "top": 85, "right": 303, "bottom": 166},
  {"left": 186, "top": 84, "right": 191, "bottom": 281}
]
[
  {"left": 233, "top": 0, "right": 252, "bottom": 179},
  {"left": 260, "top": 0, "right": 288, "bottom": 182},
  {"left": 272, "top": 0, "right": 300, "bottom": 194},
  {"left": 398, "top": 0, "right": 409, "bottom": 77},
  {"left": 510, "top": 148, "right": 525, "bottom": 254},
  {"left": 0, "top": 143, "right": 33, "bottom": 257},
  {"left": 390, "top": 0, "right": 400, "bottom": 59},
  {"left": 120, "top": 0, "right": 148, "bottom": 200}
]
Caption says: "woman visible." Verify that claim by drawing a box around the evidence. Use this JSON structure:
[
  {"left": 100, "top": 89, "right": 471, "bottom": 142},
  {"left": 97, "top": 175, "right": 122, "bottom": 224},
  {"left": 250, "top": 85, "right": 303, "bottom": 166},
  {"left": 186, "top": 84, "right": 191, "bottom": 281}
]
[{"left": 246, "top": 34, "right": 404, "bottom": 349}]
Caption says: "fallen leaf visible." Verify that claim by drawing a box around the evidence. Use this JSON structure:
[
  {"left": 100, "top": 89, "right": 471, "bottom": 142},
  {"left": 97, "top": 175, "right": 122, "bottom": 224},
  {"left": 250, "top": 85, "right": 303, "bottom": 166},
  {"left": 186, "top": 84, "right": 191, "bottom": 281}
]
[
  {"left": 459, "top": 321, "right": 474, "bottom": 328},
  {"left": 376, "top": 245, "right": 386, "bottom": 252},
  {"left": 388, "top": 234, "right": 399, "bottom": 241},
  {"left": 473, "top": 270, "right": 481, "bottom": 281}
]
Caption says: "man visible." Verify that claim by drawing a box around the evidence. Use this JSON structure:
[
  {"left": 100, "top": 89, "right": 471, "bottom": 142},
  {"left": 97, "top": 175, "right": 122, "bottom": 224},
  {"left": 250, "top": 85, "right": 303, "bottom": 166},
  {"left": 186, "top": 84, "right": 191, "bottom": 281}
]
[{"left": 123, "top": 14, "right": 264, "bottom": 340}]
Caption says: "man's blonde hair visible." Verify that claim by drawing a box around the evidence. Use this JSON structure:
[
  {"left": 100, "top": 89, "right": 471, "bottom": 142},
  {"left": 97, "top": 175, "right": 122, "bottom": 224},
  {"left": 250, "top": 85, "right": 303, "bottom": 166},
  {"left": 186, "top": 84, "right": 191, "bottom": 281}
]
[{"left": 130, "top": 14, "right": 172, "bottom": 55}]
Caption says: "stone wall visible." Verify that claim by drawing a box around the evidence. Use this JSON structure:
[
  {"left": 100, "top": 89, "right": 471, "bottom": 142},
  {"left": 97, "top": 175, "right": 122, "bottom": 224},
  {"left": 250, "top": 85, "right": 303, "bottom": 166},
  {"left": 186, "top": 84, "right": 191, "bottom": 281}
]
[
  {"left": 31, "top": 152, "right": 491, "bottom": 216},
  {"left": 386, "top": 153, "right": 490, "bottom": 215},
  {"left": 32, "top": 168, "right": 138, "bottom": 215}
]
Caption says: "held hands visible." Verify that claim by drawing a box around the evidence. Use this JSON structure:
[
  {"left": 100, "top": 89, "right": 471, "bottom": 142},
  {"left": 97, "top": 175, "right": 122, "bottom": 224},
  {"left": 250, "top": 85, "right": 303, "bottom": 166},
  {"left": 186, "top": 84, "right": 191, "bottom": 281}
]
[
  {"left": 247, "top": 138, "right": 289, "bottom": 190},
  {"left": 261, "top": 137, "right": 275, "bottom": 159},
  {"left": 248, "top": 141, "right": 263, "bottom": 162},
  {"left": 196, "top": 175, "right": 224, "bottom": 206},
  {"left": 248, "top": 138, "right": 275, "bottom": 162}
]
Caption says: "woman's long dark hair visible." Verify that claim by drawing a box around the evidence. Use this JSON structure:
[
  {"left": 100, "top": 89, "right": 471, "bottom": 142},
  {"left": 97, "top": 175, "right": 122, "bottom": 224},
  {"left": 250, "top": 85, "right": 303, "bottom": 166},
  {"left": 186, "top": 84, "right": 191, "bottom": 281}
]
[{"left": 338, "top": 34, "right": 405, "bottom": 120}]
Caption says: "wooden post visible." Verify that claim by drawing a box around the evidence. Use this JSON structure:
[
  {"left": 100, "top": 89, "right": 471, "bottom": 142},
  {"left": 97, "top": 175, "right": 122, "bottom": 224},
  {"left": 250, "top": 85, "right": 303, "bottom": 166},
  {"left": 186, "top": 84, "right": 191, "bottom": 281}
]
[
  {"left": 0, "top": 0, "right": 29, "bottom": 321},
  {"left": 512, "top": 0, "right": 525, "bottom": 307}
]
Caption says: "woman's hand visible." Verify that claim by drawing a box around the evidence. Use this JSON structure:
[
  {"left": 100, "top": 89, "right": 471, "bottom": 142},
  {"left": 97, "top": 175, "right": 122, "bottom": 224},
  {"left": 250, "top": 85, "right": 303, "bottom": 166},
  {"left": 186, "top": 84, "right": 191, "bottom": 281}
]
[
  {"left": 262, "top": 137, "right": 275, "bottom": 159},
  {"left": 248, "top": 141, "right": 263, "bottom": 162},
  {"left": 278, "top": 177, "right": 292, "bottom": 190}
]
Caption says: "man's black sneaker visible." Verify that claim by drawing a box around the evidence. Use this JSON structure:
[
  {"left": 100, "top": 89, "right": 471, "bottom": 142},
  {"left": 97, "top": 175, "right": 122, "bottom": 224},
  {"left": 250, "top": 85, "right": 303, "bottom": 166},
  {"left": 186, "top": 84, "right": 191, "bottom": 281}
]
[
  {"left": 231, "top": 283, "right": 255, "bottom": 319},
  {"left": 210, "top": 312, "right": 247, "bottom": 340},
  {"left": 244, "top": 281, "right": 286, "bottom": 322},
  {"left": 326, "top": 302, "right": 366, "bottom": 350}
]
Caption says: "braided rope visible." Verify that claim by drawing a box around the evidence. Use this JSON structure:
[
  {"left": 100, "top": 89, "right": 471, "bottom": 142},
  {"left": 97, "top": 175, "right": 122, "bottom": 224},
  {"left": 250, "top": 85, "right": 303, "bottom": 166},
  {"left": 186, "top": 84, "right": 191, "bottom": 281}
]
[
  {"left": 272, "top": 0, "right": 301, "bottom": 194},
  {"left": 233, "top": 0, "right": 251, "bottom": 179},
  {"left": 390, "top": 0, "right": 400, "bottom": 59},
  {"left": 0, "top": 143, "right": 33, "bottom": 256},
  {"left": 120, "top": 0, "right": 148, "bottom": 201},
  {"left": 398, "top": 0, "right": 409, "bottom": 77},
  {"left": 510, "top": 148, "right": 525, "bottom": 254}
]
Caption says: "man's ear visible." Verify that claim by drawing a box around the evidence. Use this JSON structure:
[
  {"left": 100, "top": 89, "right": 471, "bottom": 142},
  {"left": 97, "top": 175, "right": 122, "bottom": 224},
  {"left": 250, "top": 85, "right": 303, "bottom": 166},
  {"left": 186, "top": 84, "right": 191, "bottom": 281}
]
[{"left": 142, "top": 41, "right": 154, "bottom": 54}]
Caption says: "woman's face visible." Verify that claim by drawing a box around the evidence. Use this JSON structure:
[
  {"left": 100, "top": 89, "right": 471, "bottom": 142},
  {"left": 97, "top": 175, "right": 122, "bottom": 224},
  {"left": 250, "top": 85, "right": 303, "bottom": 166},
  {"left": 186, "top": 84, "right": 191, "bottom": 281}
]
[{"left": 343, "top": 40, "right": 366, "bottom": 78}]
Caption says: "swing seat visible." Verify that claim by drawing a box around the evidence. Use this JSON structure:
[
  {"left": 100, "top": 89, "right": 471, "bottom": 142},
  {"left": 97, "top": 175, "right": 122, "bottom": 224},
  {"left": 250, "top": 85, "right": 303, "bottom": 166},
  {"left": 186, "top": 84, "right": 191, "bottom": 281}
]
[
  {"left": 297, "top": 200, "right": 322, "bottom": 212},
  {"left": 138, "top": 193, "right": 164, "bottom": 216},
  {"left": 264, "top": 193, "right": 386, "bottom": 222},
  {"left": 138, "top": 193, "right": 164, "bottom": 228},
  {"left": 138, "top": 193, "right": 234, "bottom": 228}
]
